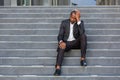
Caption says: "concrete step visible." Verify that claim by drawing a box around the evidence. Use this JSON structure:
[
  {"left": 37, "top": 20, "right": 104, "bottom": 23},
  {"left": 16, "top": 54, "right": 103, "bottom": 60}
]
[
  {"left": 0, "top": 75, "right": 119, "bottom": 80},
  {"left": 0, "top": 29, "right": 58, "bottom": 35},
  {"left": 0, "top": 23, "right": 120, "bottom": 29},
  {"left": 0, "top": 6, "right": 119, "bottom": 79},
  {"left": 0, "top": 42, "right": 119, "bottom": 49},
  {"left": 0, "top": 18, "right": 120, "bottom": 23},
  {"left": 0, "top": 49, "right": 119, "bottom": 57},
  {"left": 0, "top": 13, "right": 120, "bottom": 18},
  {"left": 0, "top": 7, "right": 119, "bottom": 13},
  {"left": 1, "top": 6, "right": 120, "bottom": 8},
  {"left": 0, "top": 7, "right": 120, "bottom": 13},
  {"left": 86, "top": 29, "right": 120, "bottom": 35},
  {"left": 0, "top": 35, "right": 57, "bottom": 41},
  {"left": 0, "top": 66, "right": 119, "bottom": 75},
  {"left": 0, "top": 35, "right": 120, "bottom": 42},
  {"left": 0, "top": 9, "right": 120, "bottom": 13},
  {"left": 0, "top": 29, "right": 120, "bottom": 35},
  {"left": 0, "top": 57, "right": 120, "bottom": 66}
]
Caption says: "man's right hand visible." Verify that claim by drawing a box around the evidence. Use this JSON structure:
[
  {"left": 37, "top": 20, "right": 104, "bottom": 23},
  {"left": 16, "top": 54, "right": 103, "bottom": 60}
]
[
  {"left": 59, "top": 41, "right": 66, "bottom": 49},
  {"left": 74, "top": 9, "right": 81, "bottom": 22}
]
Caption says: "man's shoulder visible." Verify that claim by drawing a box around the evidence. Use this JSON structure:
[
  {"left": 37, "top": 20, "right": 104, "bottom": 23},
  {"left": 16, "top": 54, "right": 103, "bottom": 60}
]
[{"left": 61, "top": 19, "right": 69, "bottom": 23}]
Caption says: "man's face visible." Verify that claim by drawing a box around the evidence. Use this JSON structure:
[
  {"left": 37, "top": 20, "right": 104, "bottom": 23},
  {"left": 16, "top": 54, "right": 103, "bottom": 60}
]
[{"left": 70, "top": 13, "right": 77, "bottom": 24}]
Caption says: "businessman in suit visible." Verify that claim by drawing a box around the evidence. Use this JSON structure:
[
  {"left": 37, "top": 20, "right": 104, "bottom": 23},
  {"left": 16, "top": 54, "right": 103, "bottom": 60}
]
[{"left": 54, "top": 9, "right": 87, "bottom": 76}]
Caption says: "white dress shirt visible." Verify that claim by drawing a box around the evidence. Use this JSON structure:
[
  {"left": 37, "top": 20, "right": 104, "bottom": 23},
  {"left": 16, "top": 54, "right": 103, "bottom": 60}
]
[{"left": 67, "top": 21, "right": 81, "bottom": 41}]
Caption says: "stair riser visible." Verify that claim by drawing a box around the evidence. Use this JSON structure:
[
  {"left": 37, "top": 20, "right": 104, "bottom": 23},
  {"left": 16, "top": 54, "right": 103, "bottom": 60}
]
[
  {"left": 0, "top": 30, "right": 120, "bottom": 35},
  {"left": 0, "top": 14, "right": 120, "bottom": 18},
  {"left": 0, "top": 19, "right": 120, "bottom": 23},
  {"left": 0, "top": 36, "right": 119, "bottom": 41},
  {"left": 0, "top": 77, "right": 120, "bottom": 80},
  {"left": 0, "top": 58, "right": 120, "bottom": 66},
  {"left": 0, "top": 43, "right": 119, "bottom": 49},
  {"left": 0, "top": 67, "right": 119, "bottom": 75},
  {"left": 0, "top": 24, "right": 120, "bottom": 29},
  {"left": 0, "top": 50, "right": 119, "bottom": 57},
  {"left": 0, "top": 7, "right": 120, "bottom": 13}
]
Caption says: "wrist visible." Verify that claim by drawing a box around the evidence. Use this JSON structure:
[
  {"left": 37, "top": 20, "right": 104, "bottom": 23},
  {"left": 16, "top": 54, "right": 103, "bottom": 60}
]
[
  {"left": 77, "top": 20, "right": 81, "bottom": 25},
  {"left": 59, "top": 40, "right": 63, "bottom": 44},
  {"left": 77, "top": 18, "right": 80, "bottom": 22}
]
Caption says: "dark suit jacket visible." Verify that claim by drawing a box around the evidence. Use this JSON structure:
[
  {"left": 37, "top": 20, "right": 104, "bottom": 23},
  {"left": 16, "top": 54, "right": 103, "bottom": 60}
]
[{"left": 58, "top": 19, "right": 85, "bottom": 42}]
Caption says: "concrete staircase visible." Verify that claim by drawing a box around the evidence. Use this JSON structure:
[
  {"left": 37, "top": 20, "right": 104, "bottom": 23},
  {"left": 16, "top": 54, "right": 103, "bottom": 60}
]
[{"left": 0, "top": 6, "right": 120, "bottom": 80}]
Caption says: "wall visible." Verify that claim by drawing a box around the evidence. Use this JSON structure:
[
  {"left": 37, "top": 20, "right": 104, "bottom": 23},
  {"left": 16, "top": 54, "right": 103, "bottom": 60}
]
[{"left": 96, "top": 0, "right": 120, "bottom": 5}]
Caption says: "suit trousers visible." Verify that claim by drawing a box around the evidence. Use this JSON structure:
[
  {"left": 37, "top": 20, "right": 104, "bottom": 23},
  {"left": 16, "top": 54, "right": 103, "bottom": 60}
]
[{"left": 55, "top": 34, "right": 87, "bottom": 67}]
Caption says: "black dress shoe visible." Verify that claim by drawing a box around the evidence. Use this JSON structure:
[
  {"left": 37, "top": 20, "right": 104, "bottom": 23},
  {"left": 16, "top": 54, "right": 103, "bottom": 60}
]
[
  {"left": 54, "top": 69, "right": 61, "bottom": 76},
  {"left": 81, "top": 60, "right": 87, "bottom": 66}
]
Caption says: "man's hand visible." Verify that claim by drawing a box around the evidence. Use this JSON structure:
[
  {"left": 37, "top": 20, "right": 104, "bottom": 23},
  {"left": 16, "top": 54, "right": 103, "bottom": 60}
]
[
  {"left": 59, "top": 41, "right": 66, "bottom": 49},
  {"left": 75, "top": 9, "right": 81, "bottom": 22}
]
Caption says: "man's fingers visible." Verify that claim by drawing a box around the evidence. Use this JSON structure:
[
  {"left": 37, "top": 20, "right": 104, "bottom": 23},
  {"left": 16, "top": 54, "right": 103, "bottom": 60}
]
[
  {"left": 59, "top": 43, "right": 66, "bottom": 49},
  {"left": 59, "top": 43, "right": 64, "bottom": 49},
  {"left": 59, "top": 44, "right": 62, "bottom": 49}
]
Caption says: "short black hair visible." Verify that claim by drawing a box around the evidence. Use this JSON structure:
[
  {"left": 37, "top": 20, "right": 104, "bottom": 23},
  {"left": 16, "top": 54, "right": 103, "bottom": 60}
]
[{"left": 70, "top": 10, "right": 76, "bottom": 16}]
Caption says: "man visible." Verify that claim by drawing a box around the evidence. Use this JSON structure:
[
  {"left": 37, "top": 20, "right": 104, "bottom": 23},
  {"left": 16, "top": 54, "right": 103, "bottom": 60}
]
[{"left": 54, "top": 9, "right": 87, "bottom": 76}]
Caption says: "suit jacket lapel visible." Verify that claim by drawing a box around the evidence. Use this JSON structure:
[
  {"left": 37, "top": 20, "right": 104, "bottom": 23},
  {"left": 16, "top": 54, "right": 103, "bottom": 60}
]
[
  {"left": 73, "top": 23, "right": 78, "bottom": 36},
  {"left": 66, "top": 20, "right": 70, "bottom": 39},
  {"left": 73, "top": 23, "right": 76, "bottom": 33}
]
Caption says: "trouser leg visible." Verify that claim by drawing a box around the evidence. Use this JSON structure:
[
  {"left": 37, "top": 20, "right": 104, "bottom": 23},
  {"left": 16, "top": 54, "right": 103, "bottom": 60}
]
[
  {"left": 55, "top": 48, "right": 65, "bottom": 67},
  {"left": 55, "top": 34, "right": 87, "bottom": 67},
  {"left": 80, "top": 34, "right": 87, "bottom": 58}
]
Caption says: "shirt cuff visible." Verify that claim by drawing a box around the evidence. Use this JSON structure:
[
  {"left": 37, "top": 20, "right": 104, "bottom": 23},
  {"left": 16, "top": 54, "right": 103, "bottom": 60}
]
[
  {"left": 77, "top": 21, "right": 81, "bottom": 25},
  {"left": 59, "top": 40, "right": 63, "bottom": 44}
]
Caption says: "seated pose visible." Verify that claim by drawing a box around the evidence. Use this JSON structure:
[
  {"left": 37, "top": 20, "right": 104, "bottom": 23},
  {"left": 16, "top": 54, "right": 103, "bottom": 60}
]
[{"left": 54, "top": 9, "right": 87, "bottom": 76}]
